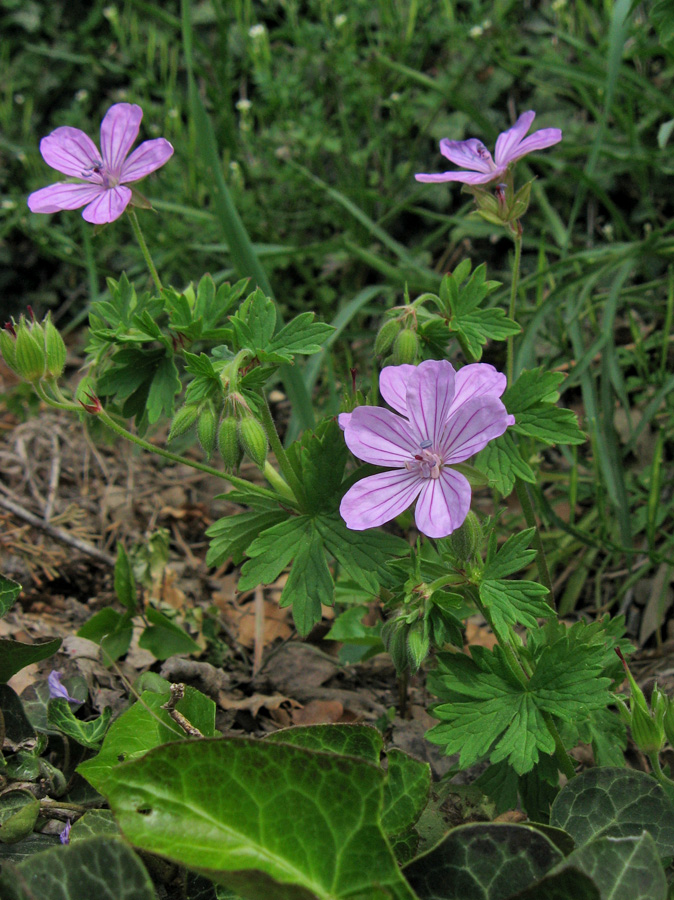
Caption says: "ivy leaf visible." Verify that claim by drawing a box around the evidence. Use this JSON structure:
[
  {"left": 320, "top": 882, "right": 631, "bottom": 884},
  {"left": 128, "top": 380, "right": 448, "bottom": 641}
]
[
  {"left": 0, "top": 574, "right": 21, "bottom": 618},
  {"left": 474, "top": 430, "right": 535, "bottom": 495},
  {"left": 0, "top": 638, "right": 61, "bottom": 683}
]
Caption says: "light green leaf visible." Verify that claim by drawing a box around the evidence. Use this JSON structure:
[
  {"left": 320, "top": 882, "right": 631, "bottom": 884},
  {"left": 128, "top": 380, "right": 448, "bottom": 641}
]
[
  {"left": 483, "top": 528, "right": 538, "bottom": 579},
  {"left": 479, "top": 578, "right": 553, "bottom": 637},
  {"left": 513, "top": 405, "right": 585, "bottom": 446},
  {"left": 105, "top": 739, "right": 416, "bottom": 900},
  {"left": 70, "top": 810, "right": 120, "bottom": 843},
  {"left": 264, "top": 723, "right": 383, "bottom": 763},
  {"left": 279, "top": 528, "right": 334, "bottom": 635},
  {"left": 206, "top": 510, "right": 287, "bottom": 568},
  {"left": 113, "top": 543, "right": 137, "bottom": 612},
  {"left": 264, "top": 313, "right": 335, "bottom": 361},
  {"left": 503, "top": 369, "right": 565, "bottom": 413},
  {"left": 0, "top": 836, "right": 155, "bottom": 900},
  {"left": 0, "top": 574, "right": 22, "bottom": 618},
  {"left": 0, "top": 791, "right": 40, "bottom": 844},
  {"left": 474, "top": 430, "right": 536, "bottom": 495},
  {"left": 138, "top": 606, "right": 201, "bottom": 659},
  {"left": 47, "top": 700, "right": 111, "bottom": 749},
  {"left": 382, "top": 749, "right": 431, "bottom": 838}
]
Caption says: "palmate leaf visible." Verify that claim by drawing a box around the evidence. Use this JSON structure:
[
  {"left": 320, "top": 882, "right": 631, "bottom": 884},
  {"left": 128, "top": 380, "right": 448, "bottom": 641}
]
[
  {"left": 286, "top": 418, "right": 348, "bottom": 516},
  {"left": 262, "top": 313, "right": 335, "bottom": 363},
  {"left": 316, "top": 514, "right": 408, "bottom": 593},
  {"left": 206, "top": 509, "right": 287, "bottom": 567},
  {"left": 229, "top": 288, "right": 277, "bottom": 351},
  {"left": 449, "top": 308, "right": 521, "bottom": 360},
  {"left": 278, "top": 527, "right": 334, "bottom": 635},
  {"left": 504, "top": 368, "right": 584, "bottom": 447},
  {"left": 96, "top": 347, "right": 181, "bottom": 425},
  {"left": 427, "top": 630, "right": 612, "bottom": 774},
  {"left": 474, "top": 430, "right": 535, "bottom": 495},
  {"left": 479, "top": 578, "right": 553, "bottom": 638}
]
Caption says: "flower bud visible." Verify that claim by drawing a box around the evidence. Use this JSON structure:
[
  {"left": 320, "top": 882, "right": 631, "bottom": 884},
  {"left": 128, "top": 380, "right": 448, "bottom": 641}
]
[
  {"left": 663, "top": 697, "right": 674, "bottom": 749},
  {"left": 407, "top": 620, "right": 429, "bottom": 672},
  {"left": 218, "top": 416, "right": 242, "bottom": 470},
  {"left": 381, "top": 617, "right": 410, "bottom": 676},
  {"left": 14, "top": 317, "right": 46, "bottom": 383},
  {"left": 238, "top": 414, "right": 268, "bottom": 468},
  {"left": 374, "top": 319, "right": 401, "bottom": 356},
  {"left": 0, "top": 325, "right": 19, "bottom": 374},
  {"left": 44, "top": 314, "right": 67, "bottom": 379},
  {"left": 168, "top": 405, "right": 199, "bottom": 442},
  {"left": 630, "top": 702, "right": 664, "bottom": 754},
  {"left": 448, "top": 510, "right": 482, "bottom": 561},
  {"left": 197, "top": 402, "right": 218, "bottom": 459},
  {"left": 392, "top": 328, "right": 418, "bottom": 365}
]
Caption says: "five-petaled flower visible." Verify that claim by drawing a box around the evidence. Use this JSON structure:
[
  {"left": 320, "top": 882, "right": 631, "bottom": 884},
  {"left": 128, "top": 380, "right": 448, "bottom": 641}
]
[
  {"left": 339, "top": 360, "right": 515, "bottom": 538},
  {"left": 48, "top": 671, "right": 79, "bottom": 704},
  {"left": 415, "top": 110, "right": 561, "bottom": 187},
  {"left": 27, "top": 103, "right": 174, "bottom": 224}
]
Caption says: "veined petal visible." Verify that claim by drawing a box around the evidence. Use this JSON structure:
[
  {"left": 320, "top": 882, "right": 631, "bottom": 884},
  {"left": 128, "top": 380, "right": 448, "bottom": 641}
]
[
  {"left": 439, "top": 138, "right": 495, "bottom": 173},
  {"left": 440, "top": 397, "right": 513, "bottom": 463},
  {"left": 337, "top": 412, "right": 352, "bottom": 430},
  {"left": 415, "top": 169, "right": 504, "bottom": 185},
  {"left": 415, "top": 467, "right": 471, "bottom": 538},
  {"left": 343, "top": 406, "right": 418, "bottom": 466},
  {"left": 82, "top": 185, "right": 132, "bottom": 224},
  {"left": 379, "top": 364, "right": 416, "bottom": 416},
  {"left": 508, "top": 128, "right": 562, "bottom": 163},
  {"left": 405, "top": 359, "right": 456, "bottom": 445},
  {"left": 28, "top": 182, "right": 104, "bottom": 213},
  {"left": 448, "top": 363, "right": 507, "bottom": 418},
  {"left": 121, "top": 138, "right": 174, "bottom": 183},
  {"left": 100, "top": 103, "right": 142, "bottom": 176},
  {"left": 494, "top": 111, "right": 536, "bottom": 166},
  {"left": 340, "top": 469, "right": 423, "bottom": 531},
  {"left": 39, "top": 127, "right": 101, "bottom": 177}
]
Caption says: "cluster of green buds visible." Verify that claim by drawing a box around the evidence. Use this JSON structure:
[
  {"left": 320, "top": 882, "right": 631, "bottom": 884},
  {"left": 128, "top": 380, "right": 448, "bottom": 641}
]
[
  {"left": 1, "top": 310, "right": 67, "bottom": 383},
  {"left": 168, "top": 391, "right": 268, "bottom": 471},
  {"left": 465, "top": 172, "right": 532, "bottom": 237},
  {"left": 615, "top": 647, "right": 674, "bottom": 756},
  {"left": 374, "top": 297, "right": 419, "bottom": 366}
]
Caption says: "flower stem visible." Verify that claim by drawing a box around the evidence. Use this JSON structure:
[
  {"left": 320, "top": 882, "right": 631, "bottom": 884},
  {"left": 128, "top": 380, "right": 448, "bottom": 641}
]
[
  {"left": 515, "top": 478, "right": 554, "bottom": 599},
  {"left": 127, "top": 209, "right": 163, "bottom": 293},
  {"left": 649, "top": 752, "right": 674, "bottom": 789},
  {"left": 506, "top": 223, "right": 523, "bottom": 387},
  {"left": 258, "top": 398, "right": 308, "bottom": 509}
]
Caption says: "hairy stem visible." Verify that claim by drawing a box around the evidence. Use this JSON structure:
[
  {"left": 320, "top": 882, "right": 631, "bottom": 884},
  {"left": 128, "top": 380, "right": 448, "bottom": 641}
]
[
  {"left": 258, "top": 398, "right": 308, "bottom": 509},
  {"left": 506, "top": 224, "right": 522, "bottom": 386},
  {"left": 127, "top": 209, "right": 163, "bottom": 293}
]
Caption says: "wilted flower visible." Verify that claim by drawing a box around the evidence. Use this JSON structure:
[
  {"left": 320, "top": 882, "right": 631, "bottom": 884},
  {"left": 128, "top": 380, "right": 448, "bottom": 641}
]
[
  {"left": 415, "top": 111, "right": 561, "bottom": 187},
  {"left": 48, "top": 671, "right": 79, "bottom": 704},
  {"left": 27, "top": 103, "right": 173, "bottom": 224},
  {"left": 339, "top": 360, "right": 514, "bottom": 538}
]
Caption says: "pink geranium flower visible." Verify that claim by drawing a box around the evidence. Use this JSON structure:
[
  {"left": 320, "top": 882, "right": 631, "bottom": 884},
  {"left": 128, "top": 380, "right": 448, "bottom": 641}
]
[
  {"left": 27, "top": 103, "right": 174, "bottom": 224},
  {"left": 415, "top": 110, "right": 561, "bottom": 186},
  {"left": 339, "top": 360, "right": 514, "bottom": 538}
]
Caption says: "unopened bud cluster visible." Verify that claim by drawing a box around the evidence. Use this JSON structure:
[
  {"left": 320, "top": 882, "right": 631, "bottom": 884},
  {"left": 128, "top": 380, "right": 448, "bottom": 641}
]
[
  {"left": 1, "top": 312, "right": 66, "bottom": 383},
  {"left": 374, "top": 309, "right": 419, "bottom": 366},
  {"left": 616, "top": 649, "right": 674, "bottom": 756},
  {"left": 168, "top": 393, "right": 268, "bottom": 471}
]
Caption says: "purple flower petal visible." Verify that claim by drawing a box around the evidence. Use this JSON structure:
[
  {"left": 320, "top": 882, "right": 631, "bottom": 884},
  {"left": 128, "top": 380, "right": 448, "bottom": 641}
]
[
  {"left": 415, "top": 170, "right": 504, "bottom": 185},
  {"left": 121, "top": 138, "right": 174, "bottom": 183},
  {"left": 28, "top": 182, "right": 105, "bottom": 213},
  {"left": 415, "top": 467, "right": 471, "bottom": 537},
  {"left": 448, "top": 363, "right": 507, "bottom": 418},
  {"left": 340, "top": 469, "right": 423, "bottom": 530},
  {"left": 39, "top": 127, "right": 101, "bottom": 178},
  {"left": 343, "top": 406, "right": 419, "bottom": 466},
  {"left": 82, "top": 185, "right": 132, "bottom": 224},
  {"left": 337, "top": 412, "right": 352, "bottom": 430},
  {"left": 440, "top": 138, "right": 495, "bottom": 173},
  {"left": 494, "top": 111, "right": 536, "bottom": 166},
  {"left": 100, "top": 103, "right": 143, "bottom": 176},
  {"left": 60, "top": 820, "right": 72, "bottom": 845},
  {"left": 48, "top": 671, "right": 78, "bottom": 703},
  {"left": 405, "top": 360, "right": 456, "bottom": 445},
  {"left": 509, "top": 128, "right": 563, "bottom": 162},
  {"left": 379, "top": 364, "right": 416, "bottom": 416},
  {"left": 440, "top": 397, "right": 513, "bottom": 463}
]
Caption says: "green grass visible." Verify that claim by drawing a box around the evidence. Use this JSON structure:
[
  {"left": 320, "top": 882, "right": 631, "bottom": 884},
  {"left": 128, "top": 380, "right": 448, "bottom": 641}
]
[{"left": 2, "top": 0, "right": 673, "bottom": 632}]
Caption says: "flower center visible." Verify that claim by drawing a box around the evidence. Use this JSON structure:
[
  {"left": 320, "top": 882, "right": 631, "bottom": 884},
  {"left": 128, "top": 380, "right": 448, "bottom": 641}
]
[
  {"left": 405, "top": 443, "right": 442, "bottom": 480},
  {"left": 80, "top": 159, "right": 117, "bottom": 188}
]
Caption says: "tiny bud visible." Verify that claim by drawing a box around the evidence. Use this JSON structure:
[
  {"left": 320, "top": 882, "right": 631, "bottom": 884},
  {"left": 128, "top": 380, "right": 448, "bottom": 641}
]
[
  {"left": 407, "top": 620, "right": 429, "bottom": 672},
  {"left": 374, "top": 318, "right": 401, "bottom": 356},
  {"left": 197, "top": 402, "right": 218, "bottom": 459},
  {"left": 14, "top": 317, "right": 46, "bottom": 382},
  {"left": 448, "top": 510, "right": 482, "bottom": 561},
  {"left": 238, "top": 414, "right": 268, "bottom": 468},
  {"left": 392, "top": 328, "right": 418, "bottom": 365},
  {"left": 78, "top": 392, "right": 103, "bottom": 415},
  {"left": 44, "top": 314, "right": 67, "bottom": 379},
  {"left": 218, "top": 416, "right": 242, "bottom": 470},
  {"left": 168, "top": 405, "right": 199, "bottom": 441}
]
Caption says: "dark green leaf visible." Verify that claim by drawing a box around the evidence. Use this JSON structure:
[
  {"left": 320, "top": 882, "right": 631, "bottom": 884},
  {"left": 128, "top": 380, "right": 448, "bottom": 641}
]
[
  {"left": 238, "top": 516, "right": 312, "bottom": 590},
  {"left": 556, "top": 833, "right": 666, "bottom": 900},
  {"left": 382, "top": 749, "right": 431, "bottom": 837},
  {"left": 316, "top": 513, "right": 408, "bottom": 592},
  {"left": 138, "top": 606, "right": 201, "bottom": 659},
  {"left": 279, "top": 528, "right": 334, "bottom": 635},
  {"left": 0, "top": 791, "right": 40, "bottom": 844},
  {"left": 474, "top": 431, "right": 536, "bottom": 496},
  {"left": 113, "top": 543, "right": 137, "bottom": 612},
  {"left": 0, "top": 574, "right": 21, "bottom": 618},
  {"left": 264, "top": 723, "right": 383, "bottom": 762},
  {"left": 206, "top": 510, "right": 288, "bottom": 568},
  {"left": 483, "top": 529, "right": 538, "bottom": 579},
  {"left": 0, "top": 638, "right": 61, "bottom": 683}
]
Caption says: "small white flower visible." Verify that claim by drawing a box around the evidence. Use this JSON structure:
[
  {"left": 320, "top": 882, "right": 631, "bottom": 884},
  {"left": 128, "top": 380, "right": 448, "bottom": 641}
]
[
  {"left": 468, "top": 24, "right": 483, "bottom": 38},
  {"left": 75, "top": 89, "right": 89, "bottom": 103},
  {"left": 14, "top": 94, "right": 25, "bottom": 105},
  {"left": 236, "top": 98, "right": 252, "bottom": 112},
  {"left": 334, "top": 13, "right": 347, "bottom": 28},
  {"left": 249, "top": 23, "right": 266, "bottom": 38}
]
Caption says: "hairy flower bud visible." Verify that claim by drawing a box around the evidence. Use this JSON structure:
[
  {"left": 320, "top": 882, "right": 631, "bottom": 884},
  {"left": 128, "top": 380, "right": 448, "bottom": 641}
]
[
  {"left": 218, "top": 416, "right": 242, "bottom": 470},
  {"left": 630, "top": 702, "right": 664, "bottom": 754},
  {"left": 448, "top": 510, "right": 482, "bottom": 561},
  {"left": 14, "top": 317, "right": 46, "bottom": 383},
  {"left": 374, "top": 319, "right": 401, "bottom": 356},
  {"left": 197, "top": 402, "right": 218, "bottom": 459},
  {"left": 407, "top": 620, "right": 430, "bottom": 672},
  {"left": 0, "top": 325, "right": 19, "bottom": 375},
  {"left": 392, "top": 328, "right": 418, "bottom": 365},
  {"left": 44, "top": 314, "right": 67, "bottom": 379},
  {"left": 381, "top": 617, "right": 410, "bottom": 676},
  {"left": 238, "top": 414, "right": 268, "bottom": 468},
  {"left": 168, "top": 405, "right": 199, "bottom": 442}
]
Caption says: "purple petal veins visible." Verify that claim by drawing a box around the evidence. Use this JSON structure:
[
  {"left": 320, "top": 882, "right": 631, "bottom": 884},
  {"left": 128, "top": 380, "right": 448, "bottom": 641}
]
[
  {"left": 48, "top": 671, "right": 79, "bottom": 704},
  {"left": 415, "top": 110, "right": 561, "bottom": 186},
  {"left": 340, "top": 360, "right": 514, "bottom": 537},
  {"left": 27, "top": 103, "right": 174, "bottom": 224}
]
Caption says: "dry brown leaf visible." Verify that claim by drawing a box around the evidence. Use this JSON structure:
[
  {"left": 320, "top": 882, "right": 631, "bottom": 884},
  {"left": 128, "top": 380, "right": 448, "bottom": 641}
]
[
  {"left": 291, "top": 699, "right": 344, "bottom": 726},
  {"left": 218, "top": 691, "right": 301, "bottom": 717},
  {"left": 219, "top": 597, "right": 292, "bottom": 649}
]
